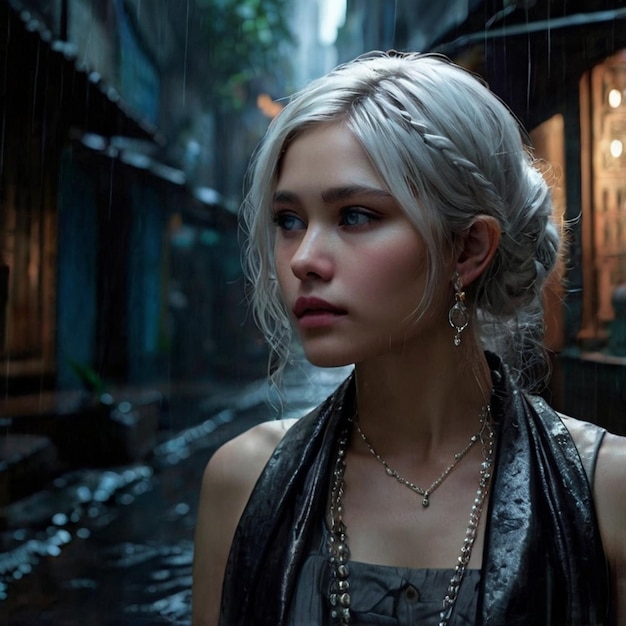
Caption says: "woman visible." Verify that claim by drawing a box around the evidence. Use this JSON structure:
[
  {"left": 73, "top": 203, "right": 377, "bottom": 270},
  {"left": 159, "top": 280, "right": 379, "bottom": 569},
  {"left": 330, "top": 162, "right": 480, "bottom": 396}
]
[{"left": 192, "top": 51, "right": 625, "bottom": 625}]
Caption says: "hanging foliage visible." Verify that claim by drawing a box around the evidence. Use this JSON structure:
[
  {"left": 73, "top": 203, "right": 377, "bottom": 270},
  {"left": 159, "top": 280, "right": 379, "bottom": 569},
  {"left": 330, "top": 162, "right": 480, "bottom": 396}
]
[{"left": 191, "top": 0, "right": 294, "bottom": 110}]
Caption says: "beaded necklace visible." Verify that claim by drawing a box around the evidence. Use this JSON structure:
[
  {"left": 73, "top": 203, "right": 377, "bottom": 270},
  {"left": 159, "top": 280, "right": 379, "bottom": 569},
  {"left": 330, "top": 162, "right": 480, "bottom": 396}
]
[
  {"left": 327, "top": 407, "right": 495, "bottom": 626},
  {"left": 354, "top": 407, "right": 489, "bottom": 508}
]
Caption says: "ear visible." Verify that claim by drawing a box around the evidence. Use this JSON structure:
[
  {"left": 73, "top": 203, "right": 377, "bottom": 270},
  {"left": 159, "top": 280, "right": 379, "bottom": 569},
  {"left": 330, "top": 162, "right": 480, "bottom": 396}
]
[{"left": 455, "top": 216, "right": 501, "bottom": 287}]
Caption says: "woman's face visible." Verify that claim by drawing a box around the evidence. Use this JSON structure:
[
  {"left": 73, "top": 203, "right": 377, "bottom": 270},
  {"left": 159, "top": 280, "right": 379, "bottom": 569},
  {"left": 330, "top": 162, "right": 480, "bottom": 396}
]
[{"left": 272, "top": 123, "right": 450, "bottom": 367}]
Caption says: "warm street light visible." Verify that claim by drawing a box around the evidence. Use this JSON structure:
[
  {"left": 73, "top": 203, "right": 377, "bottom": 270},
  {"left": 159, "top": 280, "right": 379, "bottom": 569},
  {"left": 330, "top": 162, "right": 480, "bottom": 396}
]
[{"left": 608, "top": 88, "right": 622, "bottom": 108}]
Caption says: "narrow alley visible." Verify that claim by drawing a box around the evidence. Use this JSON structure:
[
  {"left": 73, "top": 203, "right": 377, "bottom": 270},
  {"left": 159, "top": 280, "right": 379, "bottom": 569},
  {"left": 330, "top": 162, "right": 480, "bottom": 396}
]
[{"left": 2, "top": 363, "right": 351, "bottom": 625}]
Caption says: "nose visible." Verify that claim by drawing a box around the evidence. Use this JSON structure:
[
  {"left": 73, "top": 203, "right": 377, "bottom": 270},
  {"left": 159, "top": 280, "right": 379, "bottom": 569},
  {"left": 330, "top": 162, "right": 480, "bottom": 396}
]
[{"left": 290, "top": 227, "right": 334, "bottom": 281}]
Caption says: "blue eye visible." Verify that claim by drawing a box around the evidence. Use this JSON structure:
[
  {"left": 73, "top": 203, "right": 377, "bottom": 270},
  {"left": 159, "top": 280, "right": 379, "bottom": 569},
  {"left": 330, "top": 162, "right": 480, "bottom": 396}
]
[
  {"left": 273, "top": 212, "right": 305, "bottom": 231},
  {"left": 340, "top": 208, "right": 376, "bottom": 227}
]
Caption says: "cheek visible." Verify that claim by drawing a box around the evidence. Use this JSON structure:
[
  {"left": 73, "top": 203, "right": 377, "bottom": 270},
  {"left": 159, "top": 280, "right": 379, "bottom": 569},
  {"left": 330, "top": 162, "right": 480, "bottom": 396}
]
[
  {"left": 273, "top": 240, "right": 289, "bottom": 279},
  {"left": 273, "top": 243, "right": 299, "bottom": 305},
  {"left": 359, "top": 241, "right": 427, "bottom": 295}
]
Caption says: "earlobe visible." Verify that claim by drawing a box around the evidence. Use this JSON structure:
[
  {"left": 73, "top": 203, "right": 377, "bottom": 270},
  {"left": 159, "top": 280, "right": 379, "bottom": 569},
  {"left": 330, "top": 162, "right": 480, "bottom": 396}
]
[{"left": 455, "top": 216, "right": 501, "bottom": 287}]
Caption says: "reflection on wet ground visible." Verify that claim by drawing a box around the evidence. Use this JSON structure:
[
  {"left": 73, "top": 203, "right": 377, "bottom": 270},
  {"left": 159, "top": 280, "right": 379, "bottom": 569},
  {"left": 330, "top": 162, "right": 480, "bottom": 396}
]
[
  {"left": 3, "top": 445, "right": 199, "bottom": 624},
  {"left": 2, "top": 363, "right": 351, "bottom": 624}
]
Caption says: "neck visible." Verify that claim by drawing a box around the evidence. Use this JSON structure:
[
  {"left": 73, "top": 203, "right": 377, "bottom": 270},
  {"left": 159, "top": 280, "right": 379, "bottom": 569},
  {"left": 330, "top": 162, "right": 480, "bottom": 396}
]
[{"left": 353, "top": 338, "right": 492, "bottom": 453}]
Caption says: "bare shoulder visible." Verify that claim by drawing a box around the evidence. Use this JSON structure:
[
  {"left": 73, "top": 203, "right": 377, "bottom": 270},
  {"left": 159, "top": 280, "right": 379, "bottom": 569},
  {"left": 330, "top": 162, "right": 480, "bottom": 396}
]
[
  {"left": 558, "top": 412, "right": 626, "bottom": 480},
  {"left": 594, "top": 428, "right": 626, "bottom": 622},
  {"left": 560, "top": 413, "right": 626, "bottom": 620},
  {"left": 199, "top": 417, "right": 300, "bottom": 533},
  {"left": 207, "top": 418, "right": 299, "bottom": 493},
  {"left": 191, "top": 418, "right": 297, "bottom": 626},
  {"left": 558, "top": 412, "right": 606, "bottom": 446},
  {"left": 592, "top": 427, "right": 626, "bottom": 546},
  {"left": 558, "top": 412, "right": 626, "bottom": 506}
]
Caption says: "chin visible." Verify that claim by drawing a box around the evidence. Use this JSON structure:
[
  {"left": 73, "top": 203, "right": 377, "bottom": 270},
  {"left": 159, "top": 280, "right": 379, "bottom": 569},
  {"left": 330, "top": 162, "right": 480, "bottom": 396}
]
[{"left": 303, "top": 350, "right": 355, "bottom": 369}]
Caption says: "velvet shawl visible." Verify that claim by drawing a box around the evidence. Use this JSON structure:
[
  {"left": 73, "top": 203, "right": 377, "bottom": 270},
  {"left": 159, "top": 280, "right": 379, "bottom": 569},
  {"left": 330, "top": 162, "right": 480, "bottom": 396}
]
[{"left": 220, "top": 355, "right": 611, "bottom": 625}]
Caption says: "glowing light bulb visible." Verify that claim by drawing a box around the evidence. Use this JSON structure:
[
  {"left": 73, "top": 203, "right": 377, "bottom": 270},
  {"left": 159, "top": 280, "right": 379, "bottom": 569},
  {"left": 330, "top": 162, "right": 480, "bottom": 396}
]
[
  {"left": 610, "top": 139, "right": 623, "bottom": 158},
  {"left": 608, "top": 89, "right": 622, "bottom": 108}
]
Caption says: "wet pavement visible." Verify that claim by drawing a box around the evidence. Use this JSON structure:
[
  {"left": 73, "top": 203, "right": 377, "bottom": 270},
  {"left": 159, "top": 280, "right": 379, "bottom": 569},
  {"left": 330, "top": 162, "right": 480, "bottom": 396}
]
[{"left": 1, "top": 362, "right": 351, "bottom": 625}]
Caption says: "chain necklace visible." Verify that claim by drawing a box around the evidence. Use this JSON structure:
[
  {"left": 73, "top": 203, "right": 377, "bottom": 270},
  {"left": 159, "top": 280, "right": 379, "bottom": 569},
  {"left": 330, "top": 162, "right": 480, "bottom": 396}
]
[
  {"left": 354, "top": 405, "right": 490, "bottom": 507},
  {"left": 327, "top": 406, "right": 495, "bottom": 626}
]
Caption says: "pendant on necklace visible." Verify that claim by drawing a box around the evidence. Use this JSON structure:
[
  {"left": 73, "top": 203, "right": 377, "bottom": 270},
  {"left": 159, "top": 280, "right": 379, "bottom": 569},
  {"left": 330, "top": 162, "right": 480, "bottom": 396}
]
[{"left": 422, "top": 495, "right": 429, "bottom": 508}]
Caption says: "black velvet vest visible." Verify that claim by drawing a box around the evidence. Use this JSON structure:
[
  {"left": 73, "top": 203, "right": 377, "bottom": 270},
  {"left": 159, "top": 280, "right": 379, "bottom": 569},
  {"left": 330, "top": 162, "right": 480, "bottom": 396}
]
[{"left": 220, "top": 355, "right": 611, "bottom": 625}]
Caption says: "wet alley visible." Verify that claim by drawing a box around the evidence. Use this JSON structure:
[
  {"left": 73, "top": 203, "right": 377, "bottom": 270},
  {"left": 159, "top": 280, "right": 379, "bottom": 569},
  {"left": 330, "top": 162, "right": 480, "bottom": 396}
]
[
  {"left": 2, "top": 363, "right": 351, "bottom": 625},
  {"left": 2, "top": 0, "right": 626, "bottom": 623}
]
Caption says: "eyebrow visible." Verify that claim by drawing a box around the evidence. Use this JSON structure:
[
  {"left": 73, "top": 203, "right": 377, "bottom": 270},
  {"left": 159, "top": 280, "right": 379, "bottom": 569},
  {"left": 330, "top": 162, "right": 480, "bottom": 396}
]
[{"left": 272, "top": 185, "right": 393, "bottom": 205}]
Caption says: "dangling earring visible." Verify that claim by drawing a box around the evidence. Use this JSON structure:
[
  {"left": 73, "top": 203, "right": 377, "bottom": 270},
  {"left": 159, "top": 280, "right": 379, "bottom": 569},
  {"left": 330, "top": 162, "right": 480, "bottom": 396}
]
[{"left": 448, "top": 271, "right": 469, "bottom": 347}]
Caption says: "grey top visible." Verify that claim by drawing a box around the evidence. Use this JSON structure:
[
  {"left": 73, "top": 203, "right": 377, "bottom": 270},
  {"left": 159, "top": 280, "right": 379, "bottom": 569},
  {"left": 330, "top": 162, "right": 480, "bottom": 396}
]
[
  {"left": 287, "top": 522, "right": 480, "bottom": 625},
  {"left": 286, "top": 418, "right": 606, "bottom": 626}
]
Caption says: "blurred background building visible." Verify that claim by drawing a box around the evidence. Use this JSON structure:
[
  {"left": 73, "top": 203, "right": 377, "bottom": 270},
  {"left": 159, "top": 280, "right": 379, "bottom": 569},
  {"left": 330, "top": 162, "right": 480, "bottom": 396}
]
[{"left": 1, "top": 0, "right": 625, "bottom": 436}]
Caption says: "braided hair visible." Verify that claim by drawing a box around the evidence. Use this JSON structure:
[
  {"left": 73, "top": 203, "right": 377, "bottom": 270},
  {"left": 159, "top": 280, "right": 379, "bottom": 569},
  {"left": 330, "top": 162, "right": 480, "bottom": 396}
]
[{"left": 241, "top": 51, "right": 561, "bottom": 390}]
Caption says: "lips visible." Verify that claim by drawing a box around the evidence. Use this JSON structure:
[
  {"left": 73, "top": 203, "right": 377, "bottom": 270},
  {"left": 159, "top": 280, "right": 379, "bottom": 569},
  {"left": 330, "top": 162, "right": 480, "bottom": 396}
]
[{"left": 293, "top": 296, "right": 347, "bottom": 319}]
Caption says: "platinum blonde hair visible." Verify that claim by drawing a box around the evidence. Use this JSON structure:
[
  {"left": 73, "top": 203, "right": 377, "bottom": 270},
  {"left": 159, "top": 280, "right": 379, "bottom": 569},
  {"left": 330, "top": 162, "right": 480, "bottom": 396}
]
[{"left": 240, "top": 51, "right": 560, "bottom": 390}]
